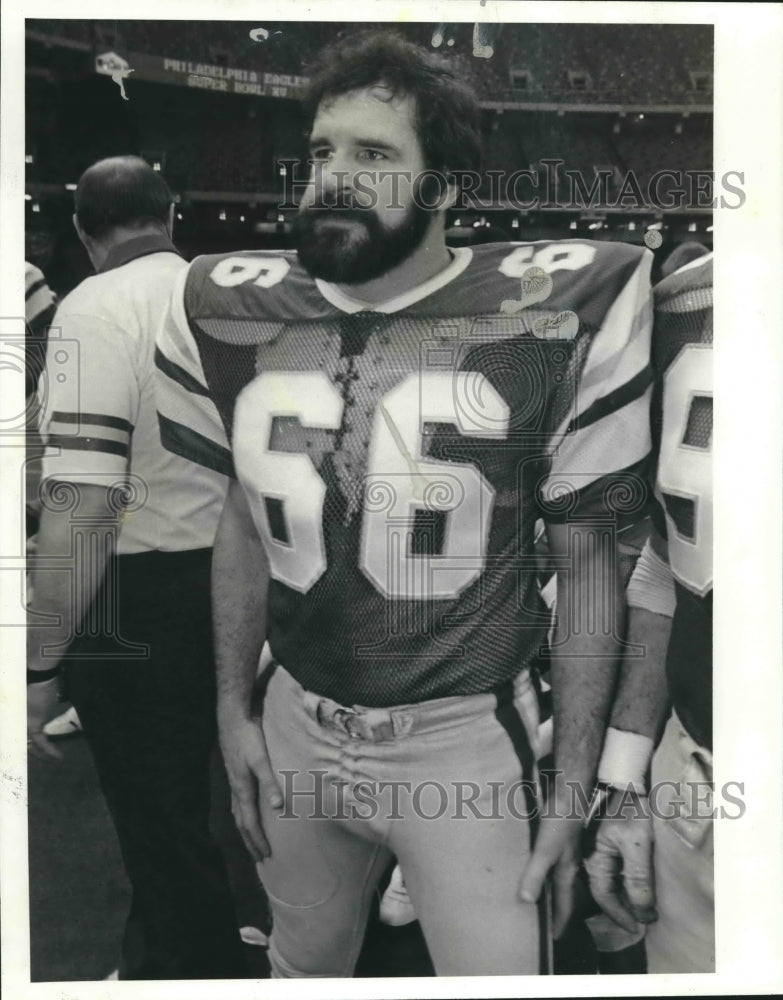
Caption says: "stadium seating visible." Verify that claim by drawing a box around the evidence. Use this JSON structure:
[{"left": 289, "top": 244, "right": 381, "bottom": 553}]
[{"left": 27, "top": 19, "right": 713, "bottom": 104}]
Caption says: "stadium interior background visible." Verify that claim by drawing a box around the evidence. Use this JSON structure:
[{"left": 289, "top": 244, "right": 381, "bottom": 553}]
[
  {"left": 26, "top": 19, "right": 713, "bottom": 296},
  {"left": 25, "top": 19, "right": 713, "bottom": 982}
]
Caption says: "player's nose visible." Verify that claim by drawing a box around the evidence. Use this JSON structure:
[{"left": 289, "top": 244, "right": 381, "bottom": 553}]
[{"left": 313, "top": 152, "right": 358, "bottom": 207}]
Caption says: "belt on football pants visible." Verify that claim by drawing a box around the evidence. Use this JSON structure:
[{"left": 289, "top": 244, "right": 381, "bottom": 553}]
[
  {"left": 304, "top": 693, "right": 416, "bottom": 742},
  {"left": 301, "top": 667, "right": 539, "bottom": 745}
]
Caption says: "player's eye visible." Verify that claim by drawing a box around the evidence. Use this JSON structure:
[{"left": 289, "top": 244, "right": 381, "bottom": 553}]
[
  {"left": 359, "top": 149, "right": 387, "bottom": 162},
  {"left": 310, "top": 147, "right": 333, "bottom": 162}
]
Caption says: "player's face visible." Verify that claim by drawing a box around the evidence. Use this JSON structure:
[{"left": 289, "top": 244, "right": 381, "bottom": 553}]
[{"left": 294, "top": 87, "right": 437, "bottom": 284}]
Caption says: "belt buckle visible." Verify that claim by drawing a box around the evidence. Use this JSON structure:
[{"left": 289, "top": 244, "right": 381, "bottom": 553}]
[{"left": 333, "top": 706, "right": 367, "bottom": 740}]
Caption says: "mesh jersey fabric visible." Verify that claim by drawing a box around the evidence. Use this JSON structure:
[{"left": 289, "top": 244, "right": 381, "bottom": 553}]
[
  {"left": 157, "top": 240, "right": 653, "bottom": 706},
  {"left": 650, "top": 252, "right": 713, "bottom": 749}
]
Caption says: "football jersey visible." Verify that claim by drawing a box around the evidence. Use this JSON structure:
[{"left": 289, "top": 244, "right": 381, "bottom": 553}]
[
  {"left": 156, "top": 240, "right": 653, "bottom": 706},
  {"left": 650, "top": 253, "right": 713, "bottom": 750}
]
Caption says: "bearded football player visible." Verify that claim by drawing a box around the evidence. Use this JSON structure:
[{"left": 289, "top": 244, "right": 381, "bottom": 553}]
[{"left": 156, "top": 31, "right": 654, "bottom": 976}]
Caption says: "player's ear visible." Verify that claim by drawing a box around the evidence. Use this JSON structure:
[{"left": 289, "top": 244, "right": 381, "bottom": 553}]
[{"left": 416, "top": 170, "right": 459, "bottom": 212}]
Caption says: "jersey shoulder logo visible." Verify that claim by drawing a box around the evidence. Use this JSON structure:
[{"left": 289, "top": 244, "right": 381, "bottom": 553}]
[
  {"left": 463, "top": 240, "right": 647, "bottom": 337},
  {"left": 184, "top": 250, "right": 326, "bottom": 335}
]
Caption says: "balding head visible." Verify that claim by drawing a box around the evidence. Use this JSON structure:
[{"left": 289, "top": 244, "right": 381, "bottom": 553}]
[{"left": 74, "top": 155, "right": 173, "bottom": 241}]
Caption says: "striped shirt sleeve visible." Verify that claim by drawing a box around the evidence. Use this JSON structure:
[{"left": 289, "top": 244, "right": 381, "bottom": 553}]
[
  {"left": 38, "top": 309, "right": 136, "bottom": 486},
  {"left": 154, "top": 266, "right": 235, "bottom": 478},
  {"left": 25, "top": 262, "right": 57, "bottom": 397},
  {"left": 540, "top": 249, "right": 654, "bottom": 521}
]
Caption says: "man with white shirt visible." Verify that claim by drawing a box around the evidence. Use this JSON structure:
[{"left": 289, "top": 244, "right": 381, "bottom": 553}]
[{"left": 27, "top": 156, "right": 246, "bottom": 979}]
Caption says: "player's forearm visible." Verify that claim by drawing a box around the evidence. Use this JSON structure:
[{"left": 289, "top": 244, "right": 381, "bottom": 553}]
[
  {"left": 608, "top": 537, "right": 674, "bottom": 739},
  {"left": 550, "top": 562, "right": 625, "bottom": 795},
  {"left": 212, "top": 480, "right": 270, "bottom": 721},
  {"left": 27, "top": 487, "right": 115, "bottom": 672},
  {"left": 607, "top": 607, "right": 672, "bottom": 740}
]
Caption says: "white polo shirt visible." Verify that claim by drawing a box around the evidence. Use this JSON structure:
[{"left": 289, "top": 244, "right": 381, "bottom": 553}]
[{"left": 39, "top": 234, "right": 227, "bottom": 554}]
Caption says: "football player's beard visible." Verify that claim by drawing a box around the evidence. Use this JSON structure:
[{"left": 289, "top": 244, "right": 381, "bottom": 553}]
[{"left": 293, "top": 201, "right": 432, "bottom": 284}]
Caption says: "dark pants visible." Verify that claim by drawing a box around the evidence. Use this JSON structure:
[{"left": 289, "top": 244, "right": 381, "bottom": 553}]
[{"left": 66, "top": 548, "right": 247, "bottom": 980}]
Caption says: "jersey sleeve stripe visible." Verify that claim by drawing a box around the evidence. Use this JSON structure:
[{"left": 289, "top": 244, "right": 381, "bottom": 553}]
[
  {"left": 44, "top": 435, "right": 128, "bottom": 457},
  {"left": 27, "top": 301, "right": 57, "bottom": 336},
  {"left": 545, "top": 388, "right": 652, "bottom": 488},
  {"left": 158, "top": 414, "right": 234, "bottom": 479},
  {"left": 155, "top": 263, "right": 234, "bottom": 475},
  {"left": 574, "top": 252, "right": 653, "bottom": 403},
  {"left": 44, "top": 415, "right": 131, "bottom": 451},
  {"left": 540, "top": 455, "right": 651, "bottom": 524},
  {"left": 547, "top": 250, "right": 653, "bottom": 472},
  {"left": 566, "top": 364, "right": 653, "bottom": 434},
  {"left": 154, "top": 345, "right": 211, "bottom": 397},
  {"left": 50, "top": 411, "right": 134, "bottom": 433},
  {"left": 25, "top": 277, "right": 50, "bottom": 301},
  {"left": 156, "top": 367, "right": 230, "bottom": 453}
]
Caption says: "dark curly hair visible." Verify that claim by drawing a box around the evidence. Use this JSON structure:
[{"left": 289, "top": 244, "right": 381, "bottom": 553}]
[{"left": 302, "top": 30, "right": 483, "bottom": 176}]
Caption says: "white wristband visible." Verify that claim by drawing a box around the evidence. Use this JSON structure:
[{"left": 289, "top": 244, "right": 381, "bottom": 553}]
[
  {"left": 597, "top": 727, "right": 654, "bottom": 791},
  {"left": 626, "top": 539, "right": 676, "bottom": 618}
]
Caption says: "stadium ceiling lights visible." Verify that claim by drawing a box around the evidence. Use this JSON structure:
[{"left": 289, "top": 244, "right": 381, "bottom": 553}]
[
  {"left": 432, "top": 23, "right": 456, "bottom": 48},
  {"left": 473, "top": 23, "right": 500, "bottom": 59}
]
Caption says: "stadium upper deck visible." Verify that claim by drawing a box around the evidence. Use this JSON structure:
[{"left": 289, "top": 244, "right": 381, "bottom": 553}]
[{"left": 27, "top": 20, "right": 712, "bottom": 107}]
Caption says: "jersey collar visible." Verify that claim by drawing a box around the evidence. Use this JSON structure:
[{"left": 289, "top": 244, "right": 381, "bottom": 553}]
[
  {"left": 98, "top": 234, "right": 182, "bottom": 273},
  {"left": 313, "top": 245, "right": 473, "bottom": 314}
]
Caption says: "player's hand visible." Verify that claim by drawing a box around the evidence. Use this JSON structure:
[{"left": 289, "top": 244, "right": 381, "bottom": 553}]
[
  {"left": 584, "top": 790, "right": 657, "bottom": 933},
  {"left": 27, "top": 677, "right": 64, "bottom": 761},
  {"left": 218, "top": 712, "right": 283, "bottom": 862},
  {"left": 519, "top": 811, "right": 582, "bottom": 939}
]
